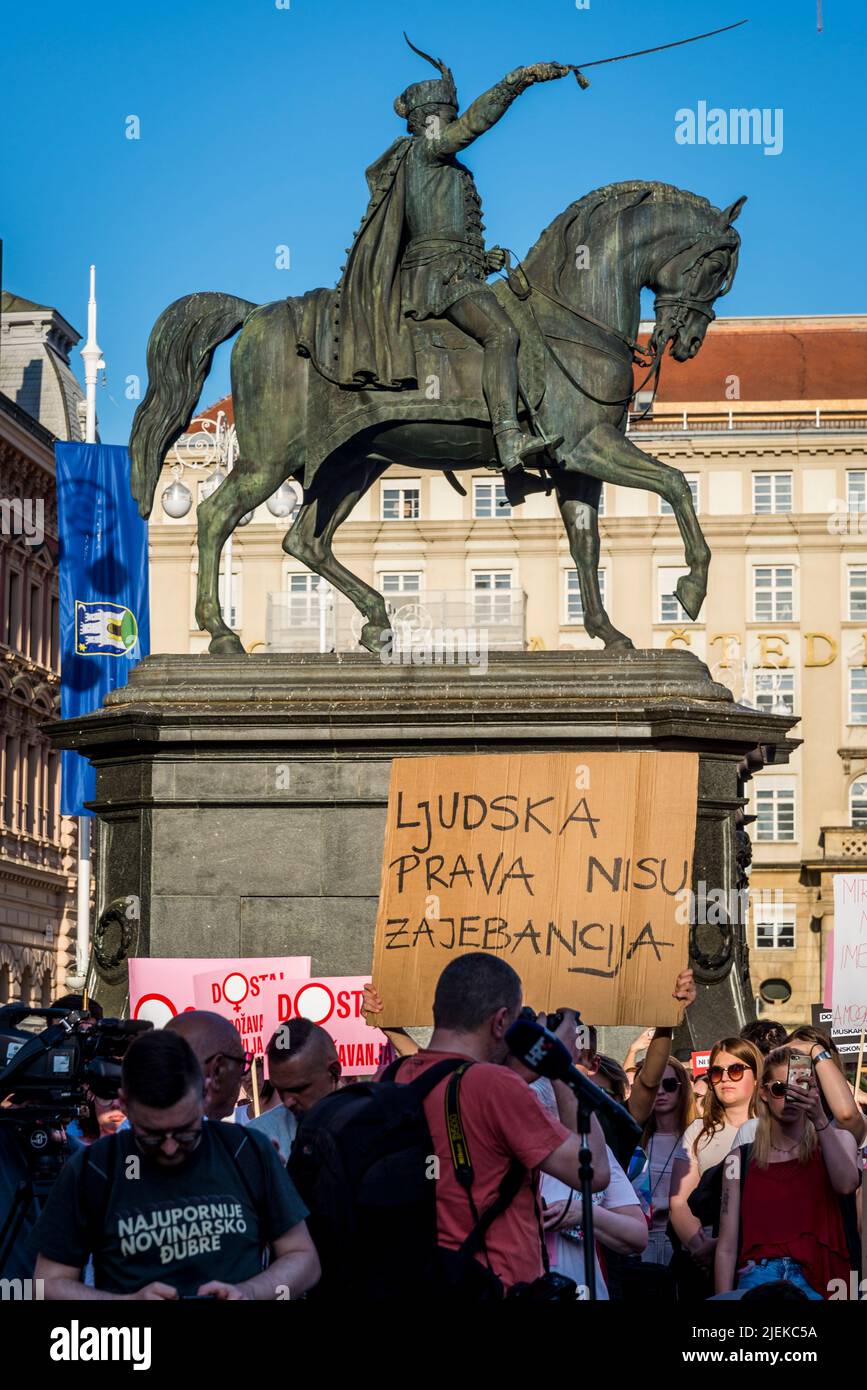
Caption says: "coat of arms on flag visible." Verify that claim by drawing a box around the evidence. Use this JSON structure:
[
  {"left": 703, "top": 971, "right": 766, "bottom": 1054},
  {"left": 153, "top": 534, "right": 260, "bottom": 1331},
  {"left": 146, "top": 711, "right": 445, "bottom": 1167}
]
[{"left": 75, "top": 599, "right": 140, "bottom": 656}]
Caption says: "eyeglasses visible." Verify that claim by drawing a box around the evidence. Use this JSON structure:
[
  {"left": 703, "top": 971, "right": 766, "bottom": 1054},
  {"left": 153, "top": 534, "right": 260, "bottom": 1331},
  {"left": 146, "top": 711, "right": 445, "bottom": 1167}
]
[
  {"left": 659, "top": 1076, "right": 682, "bottom": 1093},
  {"left": 709, "top": 1063, "right": 754, "bottom": 1084},
  {"left": 202, "top": 1049, "right": 255, "bottom": 1074},
  {"left": 133, "top": 1123, "right": 203, "bottom": 1152}
]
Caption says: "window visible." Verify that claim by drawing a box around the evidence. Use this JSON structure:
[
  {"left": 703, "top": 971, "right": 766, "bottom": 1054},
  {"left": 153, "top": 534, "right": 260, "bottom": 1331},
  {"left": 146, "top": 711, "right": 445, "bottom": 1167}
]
[
  {"left": 6, "top": 569, "right": 20, "bottom": 648},
  {"left": 660, "top": 474, "right": 699, "bottom": 516},
  {"left": 597, "top": 486, "right": 605, "bottom": 517},
  {"left": 752, "top": 566, "right": 794, "bottom": 622},
  {"left": 49, "top": 594, "right": 59, "bottom": 669},
  {"left": 753, "top": 779, "right": 795, "bottom": 842},
  {"left": 28, "top": 583, "right": 41, "bottom": 663},
  {"left": 3, "top": 736, "right": 16, "bottom": 829},
  {"left": 217, "top": 568, "right": 240, "bottom": 630},
  {"left": 753, "top": 472, "right": 792, "bottom": 514},
  {"left": 848, "top": 568, "right": 867, "bottom": 621},
  {"left": 473, "top": 572, "right": 513, "bottom": 625},
  {"left": 752, "top": 670, "right": 795, "bottom": 714},
  {"left": 657, "top": 567, "right": 691, "bottom": 624},
  {"left": 565, "top": 569, "right": 606, "bottom": 624},
  {"left": 288, "top": 573, "right": 323, "bottom": 627},
  {"left": 850, "top": 779, "right": 867, "bottom": 827},
  {"left": 381, "top": 481, "right": 420, "bottom": 520},
  {"left": 847, "top": 471, "right": 866, "bottom": 515},
  {"left": 759, "top": 978, "right": 792, "bottom": 1005},
  {"left": 849, "top": 668, "right": 867, "bottom": 724},
  {"left": 473, "top": 480, "right": 512, "bottom": 519},
  {"left": 379, "top": 573, "right": 421, "bottom": 597},
  {"left": 753, "top": 900, "right": 796, "bottom": 950}
]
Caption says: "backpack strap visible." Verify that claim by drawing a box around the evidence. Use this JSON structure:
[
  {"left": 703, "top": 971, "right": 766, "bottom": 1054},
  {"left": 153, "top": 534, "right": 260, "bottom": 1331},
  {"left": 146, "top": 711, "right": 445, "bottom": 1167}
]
[
  {"left": 210, "top": 1121, "right": 270, "bottom": 1250},
  {"left": 443, "top": 1065, "right": 528, "bottom": 1267}
]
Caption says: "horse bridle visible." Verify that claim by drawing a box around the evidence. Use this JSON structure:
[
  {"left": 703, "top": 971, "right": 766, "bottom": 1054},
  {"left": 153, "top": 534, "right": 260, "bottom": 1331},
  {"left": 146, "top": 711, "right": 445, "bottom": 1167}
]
[{"left": 508, "top": 229, "right": 738, "bottom": 413}]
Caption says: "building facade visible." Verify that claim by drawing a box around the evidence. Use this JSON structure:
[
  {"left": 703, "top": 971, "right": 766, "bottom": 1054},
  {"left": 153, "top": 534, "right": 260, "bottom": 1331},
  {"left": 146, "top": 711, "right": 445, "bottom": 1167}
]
[
  {"left": 147, "top": 314, "right": 867, "bottom": 1032},
  {"left": 0, "top": 291, "right": 84, "bottom": 1004}
]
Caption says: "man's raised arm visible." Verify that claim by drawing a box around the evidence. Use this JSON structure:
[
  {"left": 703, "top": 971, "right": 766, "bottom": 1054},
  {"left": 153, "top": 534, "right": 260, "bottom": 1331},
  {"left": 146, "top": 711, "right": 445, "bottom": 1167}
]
[{"left": 430, "top": 63, "right": 572, "bottom": 156}]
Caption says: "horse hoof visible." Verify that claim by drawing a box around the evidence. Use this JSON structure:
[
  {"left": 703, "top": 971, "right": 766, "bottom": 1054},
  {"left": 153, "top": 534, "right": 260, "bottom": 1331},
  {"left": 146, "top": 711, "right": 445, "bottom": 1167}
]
[
  {"left": 605, "top": 636, "right": 635, "bottom": 652},
  {"left": 675, "top": 575, "right": 706, "bottom": 621},
  {"left": 209, "top": 633, "right": 246, "bottom": 655}
]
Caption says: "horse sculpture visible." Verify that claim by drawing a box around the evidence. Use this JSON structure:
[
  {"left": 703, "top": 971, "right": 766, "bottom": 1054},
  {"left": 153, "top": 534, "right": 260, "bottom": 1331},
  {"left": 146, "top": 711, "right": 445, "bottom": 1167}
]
[{"left": 130, "top": 180, "right": 744, "bottom": 654}]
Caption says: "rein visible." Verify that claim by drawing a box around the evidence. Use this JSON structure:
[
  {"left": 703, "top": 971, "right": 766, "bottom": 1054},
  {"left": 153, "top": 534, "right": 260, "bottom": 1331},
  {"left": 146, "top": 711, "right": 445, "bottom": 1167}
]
[{"left": 502, "top": 237, "right": 726, "bottom": 417}]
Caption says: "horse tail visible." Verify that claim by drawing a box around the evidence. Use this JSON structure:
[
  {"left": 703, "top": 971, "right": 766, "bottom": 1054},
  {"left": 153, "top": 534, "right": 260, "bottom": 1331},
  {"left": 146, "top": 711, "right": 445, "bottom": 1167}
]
[{"left": 129, "top": 292, "right": 257, "bottom": 517}]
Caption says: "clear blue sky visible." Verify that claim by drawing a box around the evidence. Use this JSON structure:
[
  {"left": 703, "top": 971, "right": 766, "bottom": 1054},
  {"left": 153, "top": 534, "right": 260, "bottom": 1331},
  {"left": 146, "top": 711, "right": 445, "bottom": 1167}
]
[{"left": 3, "top": 0, "right": 865, "bottom": 444}]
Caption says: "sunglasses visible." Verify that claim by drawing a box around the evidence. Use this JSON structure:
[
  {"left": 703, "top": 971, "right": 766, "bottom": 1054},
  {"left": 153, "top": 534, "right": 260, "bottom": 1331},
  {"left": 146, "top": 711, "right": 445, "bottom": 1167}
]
[
  {"left": 659, "top": 1076, "right": 682, "bottom": 1093},
  {"left": 133, "top": 1124, "right": 203, "bottom": 1152},
  {"left": 766, "top": 1080, "right": 792, "bottom": 1099},
  {"left": 709, "top": 1063, "right": 754, "bottom": 1084},
  {"left": 202, "top": 1049, "right": 255, "bottom": 1074}
]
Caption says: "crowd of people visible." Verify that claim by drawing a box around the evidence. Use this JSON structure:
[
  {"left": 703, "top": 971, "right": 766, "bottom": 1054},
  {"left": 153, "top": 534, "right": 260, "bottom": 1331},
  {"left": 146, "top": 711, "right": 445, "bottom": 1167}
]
[{"left": 22, "top": 953, "right": 867, "bottom": 1302}]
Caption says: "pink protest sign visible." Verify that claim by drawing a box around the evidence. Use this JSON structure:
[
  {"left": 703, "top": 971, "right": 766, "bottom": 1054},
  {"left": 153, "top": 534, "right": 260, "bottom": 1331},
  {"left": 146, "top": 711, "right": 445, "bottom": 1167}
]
[
  {"left": 192, "top": 970, "right": 392, "bottom": 1076},
  {"left": 128, "top": 956, "right": 310, "bottom": 1028}
]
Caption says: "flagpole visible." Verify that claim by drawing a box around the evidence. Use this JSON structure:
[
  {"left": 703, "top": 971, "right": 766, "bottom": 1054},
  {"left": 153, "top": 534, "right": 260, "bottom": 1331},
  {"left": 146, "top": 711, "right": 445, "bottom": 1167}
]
[{"left": 75, "top": 265, "right": 104, "bottom": 978}]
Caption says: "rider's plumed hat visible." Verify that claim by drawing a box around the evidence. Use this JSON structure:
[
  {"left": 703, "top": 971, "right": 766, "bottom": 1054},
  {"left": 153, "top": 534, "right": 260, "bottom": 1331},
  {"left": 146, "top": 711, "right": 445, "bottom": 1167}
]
[{"left": 395, "top": 33, "right": 458, "bottom": 119}]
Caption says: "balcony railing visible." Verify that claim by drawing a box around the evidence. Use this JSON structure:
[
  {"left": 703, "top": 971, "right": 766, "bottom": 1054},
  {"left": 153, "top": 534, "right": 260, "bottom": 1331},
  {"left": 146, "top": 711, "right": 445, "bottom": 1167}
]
[
  {"left": 266, "top": 587, "right": 527, "bottom": 653},
  {"left": 628, "top": 411, "right": 867, "bottom": 435}
]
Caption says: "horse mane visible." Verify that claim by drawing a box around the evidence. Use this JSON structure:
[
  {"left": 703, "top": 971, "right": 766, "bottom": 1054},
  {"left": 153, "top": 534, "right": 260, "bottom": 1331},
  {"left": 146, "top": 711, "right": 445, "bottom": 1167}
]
[{"left": 524, "top": 181, "right": 721, "bottom": 296}]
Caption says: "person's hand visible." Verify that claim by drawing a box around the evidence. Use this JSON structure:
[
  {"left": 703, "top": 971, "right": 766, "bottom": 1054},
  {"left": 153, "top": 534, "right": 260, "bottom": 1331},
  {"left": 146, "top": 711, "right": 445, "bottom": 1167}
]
[
  {"left": 362, "top": 982, "right": 383, "bottom": 1024},
  {"left": 785, "top": 1077, "right": 823, "bottom": 1124},
  {"left": 632, "top": 1027, "right": 656, "bottom": 1051},
  {"left": 687, "top": 1233, "right": 716, "bottom": 1269},
  {"left": 129, "top": 1281, "right": 179, "bottom": 1301},
  {"left": 541, "top": 1196, "right": 580, "bottom": 1231},
  {"left": 485, "top": 247, "right": 506, "bottom": 273},
  {"left": 197, "top": 1281, "right": 249, "bottom": 1301},
  {"left": 673, "top": 968, "right": 697, "bottom": 1009},
  {"left": 506, "top": 62, "right": 571, "bottom": 93}
]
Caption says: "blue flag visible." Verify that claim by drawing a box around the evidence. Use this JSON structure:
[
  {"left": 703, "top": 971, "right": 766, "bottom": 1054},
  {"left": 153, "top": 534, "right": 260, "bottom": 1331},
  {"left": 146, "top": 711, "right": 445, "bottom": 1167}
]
[{"left": 56, "top": 443, "right": 150, "bottom": 815}]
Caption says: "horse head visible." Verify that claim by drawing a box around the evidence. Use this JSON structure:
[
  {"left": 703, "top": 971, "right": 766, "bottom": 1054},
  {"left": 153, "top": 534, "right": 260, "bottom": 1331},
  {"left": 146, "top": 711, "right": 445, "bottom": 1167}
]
[{"left": 649, "top": 194, "right": 746, "bottom": 362}]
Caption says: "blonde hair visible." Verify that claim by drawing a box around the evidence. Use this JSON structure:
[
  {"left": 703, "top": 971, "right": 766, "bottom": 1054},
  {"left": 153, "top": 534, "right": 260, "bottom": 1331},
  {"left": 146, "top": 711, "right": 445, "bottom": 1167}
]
[
  {"left": 695, "top": 1036, "right": 762, "bottom": 1154},
  {"left": 753, "top": 1046, "right": 818, "bottom": 1169}
]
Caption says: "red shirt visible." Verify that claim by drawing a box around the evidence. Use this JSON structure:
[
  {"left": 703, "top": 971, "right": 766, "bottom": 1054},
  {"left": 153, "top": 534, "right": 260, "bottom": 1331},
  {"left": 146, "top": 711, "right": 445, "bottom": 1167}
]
[
  {"left": 740, "top": 1149, "right": 850, "bottom": 1297},
  {"left": 396, "top": 1050, "right": 571, "bottom": 1289}
]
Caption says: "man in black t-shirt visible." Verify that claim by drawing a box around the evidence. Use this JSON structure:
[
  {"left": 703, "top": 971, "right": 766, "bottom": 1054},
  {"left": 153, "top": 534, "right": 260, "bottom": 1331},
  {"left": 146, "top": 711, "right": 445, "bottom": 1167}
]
[{"left": 31, "top": 1030, "right": 320, "bottom": 1300}]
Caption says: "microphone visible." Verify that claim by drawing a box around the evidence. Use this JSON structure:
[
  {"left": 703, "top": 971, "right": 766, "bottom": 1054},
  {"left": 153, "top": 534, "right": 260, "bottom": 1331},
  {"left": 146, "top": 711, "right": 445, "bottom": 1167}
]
[{"left": 505, "top": 1017, "right": 642, "bottom": 1141}]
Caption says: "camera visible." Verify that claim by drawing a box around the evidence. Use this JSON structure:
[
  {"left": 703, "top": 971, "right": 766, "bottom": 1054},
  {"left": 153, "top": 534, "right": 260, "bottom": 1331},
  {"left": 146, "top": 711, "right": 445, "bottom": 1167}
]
[{"left": 0, "top": 1004, "right": 151, "bottom": 1272}]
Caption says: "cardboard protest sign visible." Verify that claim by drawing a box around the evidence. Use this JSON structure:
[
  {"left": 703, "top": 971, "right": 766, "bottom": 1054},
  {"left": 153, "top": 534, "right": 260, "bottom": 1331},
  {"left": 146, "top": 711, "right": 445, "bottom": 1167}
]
[
  {"left": 128, "top": 956, "right": 310, "bottom": 1028},
  {"left": 831, "top": 875, "right": 867, "bottom": 1033},
  {"left": 192, "top": 971, "right": 391, "bottom": 1077},
  {"left": 371, "top": 751, "right": 699, "bottom": 1027}
]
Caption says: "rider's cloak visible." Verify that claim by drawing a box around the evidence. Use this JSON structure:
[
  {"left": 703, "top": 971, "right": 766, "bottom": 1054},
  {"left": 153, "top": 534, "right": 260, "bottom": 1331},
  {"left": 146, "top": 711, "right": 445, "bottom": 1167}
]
[{"left": 296, "top": 137, "right": 418, "bottom": 390}]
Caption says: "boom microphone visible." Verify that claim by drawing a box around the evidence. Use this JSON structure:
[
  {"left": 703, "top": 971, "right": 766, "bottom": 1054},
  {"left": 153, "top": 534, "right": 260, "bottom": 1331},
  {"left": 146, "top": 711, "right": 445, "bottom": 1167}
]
[{"left": 505, "top": 1017, "right": 642, "bottom": 1142}]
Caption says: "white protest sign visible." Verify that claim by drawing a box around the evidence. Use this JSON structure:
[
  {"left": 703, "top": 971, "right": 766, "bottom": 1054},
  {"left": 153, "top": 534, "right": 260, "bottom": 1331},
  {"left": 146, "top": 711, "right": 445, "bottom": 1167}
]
[{"left": 831, "top": 875, "right": 867, "bottom": 1032}]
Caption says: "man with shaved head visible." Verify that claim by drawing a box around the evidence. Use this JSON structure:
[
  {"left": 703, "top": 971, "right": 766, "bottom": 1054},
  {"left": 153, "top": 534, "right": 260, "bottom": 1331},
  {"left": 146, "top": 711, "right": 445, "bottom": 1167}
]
[
  {"left": 248, "top": 1019, "right": 342, "bottom": 1163},
  {"left": 166, "top": 1011, "right": 251, "bottom": 1121}
]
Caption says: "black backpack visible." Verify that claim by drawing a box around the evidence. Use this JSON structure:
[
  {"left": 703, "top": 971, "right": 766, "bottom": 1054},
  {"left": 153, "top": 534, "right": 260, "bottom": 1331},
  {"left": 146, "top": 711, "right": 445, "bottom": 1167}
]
[{"left": 288, "top": 1057, "right": 527, "bottom": 1302}]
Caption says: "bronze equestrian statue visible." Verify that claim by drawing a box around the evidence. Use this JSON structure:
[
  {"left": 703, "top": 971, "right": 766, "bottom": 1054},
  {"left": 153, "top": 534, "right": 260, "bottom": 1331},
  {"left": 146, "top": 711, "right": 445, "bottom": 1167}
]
[{"left": 130, "top": 38, "right": 745, "bottom": 657}]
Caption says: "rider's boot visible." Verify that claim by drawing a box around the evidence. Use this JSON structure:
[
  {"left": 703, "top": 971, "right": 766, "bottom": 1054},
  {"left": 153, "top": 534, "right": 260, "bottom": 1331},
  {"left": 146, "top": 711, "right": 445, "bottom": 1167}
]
[{"left": 494, "top": 421, "right": 560, "bottom": 473}]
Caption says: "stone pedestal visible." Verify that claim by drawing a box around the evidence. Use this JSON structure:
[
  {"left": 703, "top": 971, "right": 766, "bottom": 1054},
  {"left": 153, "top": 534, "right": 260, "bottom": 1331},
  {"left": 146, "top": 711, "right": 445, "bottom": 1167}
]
[{"left": 50, "top": 650, "right": 799, "bottom": 1042}]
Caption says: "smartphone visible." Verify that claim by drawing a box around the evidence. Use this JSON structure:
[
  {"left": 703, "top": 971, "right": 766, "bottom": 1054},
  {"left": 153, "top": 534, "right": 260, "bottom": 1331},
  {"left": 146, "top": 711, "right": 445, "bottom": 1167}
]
[{"left": 787, "top": 1052, "right": 813, "bottom": 1092}]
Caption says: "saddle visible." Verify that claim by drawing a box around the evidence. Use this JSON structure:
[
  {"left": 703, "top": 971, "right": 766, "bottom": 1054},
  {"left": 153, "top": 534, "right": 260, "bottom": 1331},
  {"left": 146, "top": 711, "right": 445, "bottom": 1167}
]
[{"left": 293, "top": 281, "right": 547, "bottom": 489}]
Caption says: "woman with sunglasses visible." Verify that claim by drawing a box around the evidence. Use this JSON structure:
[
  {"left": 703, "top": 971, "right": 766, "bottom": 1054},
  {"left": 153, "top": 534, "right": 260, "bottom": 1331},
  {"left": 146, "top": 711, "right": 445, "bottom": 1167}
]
[
  {"left": 629, "top": 1057, "right": 696, "bottom": 1282},
  {"left": 715, "top": 1046, "right": 859, "bottom": 1298},
  {"left": 668, "top": 1037, "right": 762, "bottom": 1284}
]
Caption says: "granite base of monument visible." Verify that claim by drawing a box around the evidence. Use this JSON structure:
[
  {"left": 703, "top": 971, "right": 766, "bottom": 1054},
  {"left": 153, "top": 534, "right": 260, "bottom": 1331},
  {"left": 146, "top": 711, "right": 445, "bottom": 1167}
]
[{"left": 50, "top": 650, "right": 799, "bottom": 1048}]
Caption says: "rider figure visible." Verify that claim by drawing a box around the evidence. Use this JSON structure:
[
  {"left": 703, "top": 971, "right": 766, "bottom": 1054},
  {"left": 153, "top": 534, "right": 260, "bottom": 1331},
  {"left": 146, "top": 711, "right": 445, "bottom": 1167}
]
[{"left": 394, "top": 39, "right": 571, "bottom": 472}]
